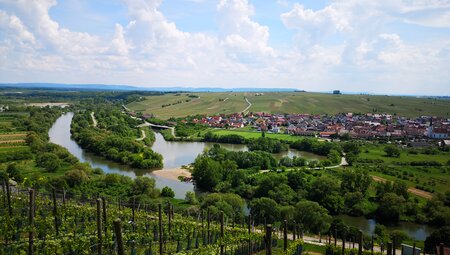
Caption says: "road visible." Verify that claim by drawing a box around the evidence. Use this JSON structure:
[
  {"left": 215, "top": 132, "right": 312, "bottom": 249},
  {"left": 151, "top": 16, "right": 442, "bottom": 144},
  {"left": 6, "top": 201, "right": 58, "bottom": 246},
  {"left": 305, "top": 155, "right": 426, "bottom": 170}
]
[{"left": 138, "top": 121, "right": 176, "bottom": 137}]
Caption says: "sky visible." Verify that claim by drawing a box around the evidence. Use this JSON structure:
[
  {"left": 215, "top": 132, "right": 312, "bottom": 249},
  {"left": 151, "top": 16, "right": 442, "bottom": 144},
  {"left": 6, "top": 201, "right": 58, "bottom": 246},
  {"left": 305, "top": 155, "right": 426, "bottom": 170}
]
[{"left": 0, "top": 0, "right": 449, "bottom": 95}]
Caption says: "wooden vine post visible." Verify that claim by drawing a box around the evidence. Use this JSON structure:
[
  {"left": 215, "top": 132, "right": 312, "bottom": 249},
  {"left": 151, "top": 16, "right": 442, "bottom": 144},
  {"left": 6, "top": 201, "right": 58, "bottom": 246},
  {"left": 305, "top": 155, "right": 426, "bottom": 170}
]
[
  {"left": 334, "top": 226, "right": 337, "bottom": 246},
  {"left": 293, "top": 220, "right": 296, "bottom": 240},
  {"left": 168, "top": 202, "right": 172, "bottom": 239},
  {"left": 2, "top": 179, "right": 5, "bottom": 207},
  {"left": 265, "top": 224, "right": 272, "bottom": 255},
  {"left": 207, "top": 207, "right": 211, "bottom": 245},
  {"left": 358, "top": 230, "right": 363, "bottom": 255},
  {"left": 5, "top": 178, "right": 11, "bottom": 216},
  {"left": 342, "top": 232, "right": 346, "bottom": 255},
  {"left": 102, "top": 197, "right": 107, "bottom": 237},
  {"left": 52, "top": 188, "right": 59, "bottom": 236},
  {"left": 220, "top": 211, "right": 224, "bottom": 255},
  {"left": 283, "top": 220, "right": 288, "bottom": 251},
  {"left": 28, "top": 189, "right": 35, "bottom": 255},
  {"left": 96, "top": 199, "right": 103, "bottom": 255},
  {"left": 248, "top": 214, "right": 252, "bottom": 255},
  {"left": 158, "top": 203, "right": 163, "bottom": 255},
  {"left": 387, "top": 242, "right": 393, "bottom": 255},
  {"left": 113, "top": 219, "right": 124, "bottom": 255},
  {"left": 393, "top": 236, "right": 397, "bottom": 255},
  {"left": 371, "top": 235, "right": 374, "bottom": 255}
]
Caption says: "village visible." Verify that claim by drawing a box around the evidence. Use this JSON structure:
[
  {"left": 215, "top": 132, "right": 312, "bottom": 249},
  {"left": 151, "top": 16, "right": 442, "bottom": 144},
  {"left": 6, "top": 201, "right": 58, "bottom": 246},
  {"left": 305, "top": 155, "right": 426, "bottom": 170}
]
[{"left": 152, "top": 111, "right": 450, "bottom": 141}]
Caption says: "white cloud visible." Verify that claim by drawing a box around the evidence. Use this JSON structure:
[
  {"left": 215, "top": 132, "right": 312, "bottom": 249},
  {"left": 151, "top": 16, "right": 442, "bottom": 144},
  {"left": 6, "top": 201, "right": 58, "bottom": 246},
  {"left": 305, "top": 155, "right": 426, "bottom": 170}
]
[{"left": 0, "top": 0, "right": 448, "bottom": 95}]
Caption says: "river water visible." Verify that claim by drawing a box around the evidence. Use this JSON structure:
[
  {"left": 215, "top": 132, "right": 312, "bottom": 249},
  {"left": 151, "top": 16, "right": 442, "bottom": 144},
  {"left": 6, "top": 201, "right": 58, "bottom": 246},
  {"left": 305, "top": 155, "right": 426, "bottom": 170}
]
[
  {"left": 48, "top": 112, "right": 323, "bottom": 199},
  {"left": 48, "top": 112, "right": 434, "bottom": 240}
]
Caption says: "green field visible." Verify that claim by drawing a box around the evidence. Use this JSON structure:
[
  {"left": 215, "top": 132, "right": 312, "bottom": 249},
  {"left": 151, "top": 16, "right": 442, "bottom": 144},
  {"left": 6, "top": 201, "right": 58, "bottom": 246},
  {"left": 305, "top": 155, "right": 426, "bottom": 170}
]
[{"left": 127, "top": 92, "right": 450, "bottom": 119}]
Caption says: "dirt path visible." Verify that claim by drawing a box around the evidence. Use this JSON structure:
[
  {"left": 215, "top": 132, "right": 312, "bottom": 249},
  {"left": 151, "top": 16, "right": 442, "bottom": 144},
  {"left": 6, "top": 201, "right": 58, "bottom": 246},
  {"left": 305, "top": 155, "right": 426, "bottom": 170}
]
[
  {"left": 242, "top": 97, "right": 252, "bottom": 114},
  {"left": 136, "top": 129, "right": 146, "bottom": 141},
  {"left": 371, "top": 175, "right": 433, "bottom": 199},
  {"left": 91, "top": 112, "right": 98, "bottom": 127}
]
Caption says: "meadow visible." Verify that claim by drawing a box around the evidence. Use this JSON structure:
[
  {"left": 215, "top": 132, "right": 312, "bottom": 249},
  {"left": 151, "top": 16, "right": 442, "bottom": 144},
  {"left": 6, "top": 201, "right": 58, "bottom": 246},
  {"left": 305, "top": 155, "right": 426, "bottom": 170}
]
[{"left": 127, "top": 92, "right": 450, "bottom": 119}]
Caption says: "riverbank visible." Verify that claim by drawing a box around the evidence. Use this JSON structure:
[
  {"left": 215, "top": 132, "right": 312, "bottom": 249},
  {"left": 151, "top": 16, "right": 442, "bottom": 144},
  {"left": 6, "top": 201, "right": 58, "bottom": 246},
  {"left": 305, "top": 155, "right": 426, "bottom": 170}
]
[{"left": 152, "top": 167, "right": 192, "bottom": 181}]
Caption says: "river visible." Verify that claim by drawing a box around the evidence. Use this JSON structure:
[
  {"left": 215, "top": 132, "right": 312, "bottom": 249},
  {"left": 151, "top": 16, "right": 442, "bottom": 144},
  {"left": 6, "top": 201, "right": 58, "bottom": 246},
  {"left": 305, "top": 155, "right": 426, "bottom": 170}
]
[
  {"left": 336, "top": 215, "right": 435, "bottom": 242},
  {"left": 48, "top": 112, "right": 323, "bottom": 199},
  {"left": 48, "top": 113, "right": 434, "bottom": 240}
]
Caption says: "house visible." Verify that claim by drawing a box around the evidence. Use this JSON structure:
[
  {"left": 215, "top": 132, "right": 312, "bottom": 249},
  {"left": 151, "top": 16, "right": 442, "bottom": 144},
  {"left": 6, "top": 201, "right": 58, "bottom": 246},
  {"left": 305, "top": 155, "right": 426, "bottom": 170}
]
[
  {"left": 319, "top": 132, "right": 336, "bottom": 138},
  {"left": 427, "top": 127, "right": 449, "bottom": 139},
  {"left": 442, "top": 140, "right": 450, "bottom": 147}
]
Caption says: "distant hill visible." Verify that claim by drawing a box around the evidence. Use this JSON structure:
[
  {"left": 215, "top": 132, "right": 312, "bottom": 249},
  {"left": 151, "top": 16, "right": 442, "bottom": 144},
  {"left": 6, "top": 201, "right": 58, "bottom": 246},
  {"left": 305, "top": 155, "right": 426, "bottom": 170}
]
[
  {"left": 127, "top": 91, "right": 450, "bottom": 119},
  {"left": 0, "top": 83, "right": 300, "bottom": 93}
]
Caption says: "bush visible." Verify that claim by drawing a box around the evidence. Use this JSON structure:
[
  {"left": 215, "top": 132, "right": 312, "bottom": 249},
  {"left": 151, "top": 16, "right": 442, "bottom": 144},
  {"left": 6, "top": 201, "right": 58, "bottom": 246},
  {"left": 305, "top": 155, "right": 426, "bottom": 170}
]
[
  {"left": 384, "top": 145, "right": 401, "bottom": 158},
  {"left": 161, "top": 186, "right": 175, "bottom": 198}
]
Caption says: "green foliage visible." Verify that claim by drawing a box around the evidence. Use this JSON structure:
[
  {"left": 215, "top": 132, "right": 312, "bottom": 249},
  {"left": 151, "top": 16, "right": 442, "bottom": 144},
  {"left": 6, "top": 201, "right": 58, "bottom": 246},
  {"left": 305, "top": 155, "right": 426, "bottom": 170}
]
[
  {"left": 249, "top": 197, "right": 280, "bottom": 223},
  {"left": 203, "top": 132, "right": 246, "bottom": 144},
  {"left": 161, "top": 186, "right": 175, "bottom": 198},
  {"left": 71, "top": 109, "right": 163, "bottom": 169},
  {"left": 201, "top": 193, "right": 245, "bottom": 219},
  {"left": 340, "top": 168, "right": 372, "bottom": 195},
  {"left": 192, "top": 156, "right": 224, "bottom": 191},
  {"left": 291, "top": 138, "right": 341, "bottom": 156},
  {"left": 308, "top": 176, "right": 344, "bottom": 215},
  {"left": 36, "top": 152, "right": 61, "bottom": 172},
  {"left": 295, "top": 200, "right": 332, "bottom": 234},
  {"left": 377, "top": 193, "right": 405, "bottom": 223},
  {"left": 384, "top": 145, "right": 401, "bottom": 158},
  {"left": 247, "top": 137, "right": 288, "bottom": 153},
  {"left": 425, "top": 226, "right": 450, "bottom": 253},
  {"left": 185, "top": 191, "right": 198, "bottom": 205}
]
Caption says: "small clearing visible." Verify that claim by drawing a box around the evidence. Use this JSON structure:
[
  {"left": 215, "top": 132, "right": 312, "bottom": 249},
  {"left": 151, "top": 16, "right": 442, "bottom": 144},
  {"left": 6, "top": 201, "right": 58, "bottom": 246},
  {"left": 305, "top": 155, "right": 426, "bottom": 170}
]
[{"left": 371, "top": 175, "right": 433, "bottom": 199}]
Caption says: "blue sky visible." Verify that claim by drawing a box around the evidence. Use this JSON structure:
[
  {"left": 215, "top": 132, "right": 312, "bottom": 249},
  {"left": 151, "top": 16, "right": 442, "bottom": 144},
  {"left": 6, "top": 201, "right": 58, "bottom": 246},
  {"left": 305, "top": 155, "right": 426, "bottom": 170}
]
[{"left": 0, "top": 0, "right": 449, "bottom": 95}]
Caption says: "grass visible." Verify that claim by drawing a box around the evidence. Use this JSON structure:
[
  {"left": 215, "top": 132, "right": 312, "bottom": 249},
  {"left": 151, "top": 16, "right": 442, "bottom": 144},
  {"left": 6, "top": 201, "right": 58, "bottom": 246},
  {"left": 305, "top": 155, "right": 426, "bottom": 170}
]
[
  {"left": 127, "top": 92, "right": 450, "bottom": 119},
  {"left": 359, "top": 145, "right": 450, "bottom": 164},
  {"left": 209, "top": 129, "right": 307, "bottom": 142}
]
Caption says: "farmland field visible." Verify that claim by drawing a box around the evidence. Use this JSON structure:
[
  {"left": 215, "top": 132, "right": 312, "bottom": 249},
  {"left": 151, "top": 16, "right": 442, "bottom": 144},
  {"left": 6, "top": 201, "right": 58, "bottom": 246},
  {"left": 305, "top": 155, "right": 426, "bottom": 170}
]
[{"left": 127, "top": 92, "right": 450, "bottom": 119}]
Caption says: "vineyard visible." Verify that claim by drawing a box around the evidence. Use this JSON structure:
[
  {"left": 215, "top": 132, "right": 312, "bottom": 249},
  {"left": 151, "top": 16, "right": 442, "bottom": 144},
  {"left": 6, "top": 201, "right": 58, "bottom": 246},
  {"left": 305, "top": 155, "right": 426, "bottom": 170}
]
[{"left": 0, "top": 180, "right": 307, "bottom": 255}]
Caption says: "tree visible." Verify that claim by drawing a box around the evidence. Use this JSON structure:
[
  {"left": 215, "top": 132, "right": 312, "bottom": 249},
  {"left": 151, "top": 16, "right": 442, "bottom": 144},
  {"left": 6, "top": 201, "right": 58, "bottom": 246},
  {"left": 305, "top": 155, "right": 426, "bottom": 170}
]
[
  {"left": 308, "top": 176, "right": 344, "bottom": 214},
  {"left": 201, "top": 193, "right": 245, "bottom": 219},
  {"left": 279, "top": 156, "right": 293, "bottom": 167},
  {"left": 384, "top": 145, "right": 401, "bottom": 158},
  {"left": 249, "top": 197, "right": 280, "bottom": 224},
  {"left": 377, "top": 193, "right": 405, "bottom": 223},
  {"left": 295, "top": 200, "right": 331, "bottom": 234},
  {"left": 6, "top": 163, "right": 23, "bottom": 182},
  {"left": 185, "top": 191, "right": 198, "bottom": 205},
  {"left": 425, "top": 227, "right": 450, "bottom": 253},
  {"left": 192, "top": 156, "right": 223, "bottom": 191},
  {"left": 340, "top": 168, "right": 372, "bottom": 195},
  {"left": 161, "top": 186, "right": 175, "bottom": 198},
  {"left": 131, "top": 177, "right": 160, "bottom": 198},
  {"left": 36, "top": 152, "right": 61, "bottom": 172}
]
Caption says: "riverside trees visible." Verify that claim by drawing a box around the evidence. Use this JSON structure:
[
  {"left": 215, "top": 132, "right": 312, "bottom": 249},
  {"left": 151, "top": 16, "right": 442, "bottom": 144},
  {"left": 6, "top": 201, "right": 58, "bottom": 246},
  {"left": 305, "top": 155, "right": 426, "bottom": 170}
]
[{"left": 71, "top": 107, "right": 162, "bottom": 169}]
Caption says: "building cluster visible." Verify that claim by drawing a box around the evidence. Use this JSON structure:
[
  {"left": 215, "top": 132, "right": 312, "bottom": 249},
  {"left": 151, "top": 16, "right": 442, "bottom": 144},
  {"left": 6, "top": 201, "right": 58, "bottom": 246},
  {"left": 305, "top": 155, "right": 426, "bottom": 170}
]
[{"left": 187, "top": 112, "right": 450, "bottom": 140}]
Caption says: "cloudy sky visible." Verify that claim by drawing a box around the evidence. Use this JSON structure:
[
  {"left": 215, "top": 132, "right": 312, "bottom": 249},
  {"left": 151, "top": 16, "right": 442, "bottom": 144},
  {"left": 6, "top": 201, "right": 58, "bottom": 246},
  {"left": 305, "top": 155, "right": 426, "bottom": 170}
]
[{"left": 0, "top": 0, "right": 449, "bottom": 95}]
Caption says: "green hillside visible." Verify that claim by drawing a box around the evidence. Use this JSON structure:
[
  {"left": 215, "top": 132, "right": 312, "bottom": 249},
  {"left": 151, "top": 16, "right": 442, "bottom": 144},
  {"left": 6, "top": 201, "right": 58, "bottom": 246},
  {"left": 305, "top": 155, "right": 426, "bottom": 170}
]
[{"left": 127, "top": 92, "right": 450, "bottom": 119}]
